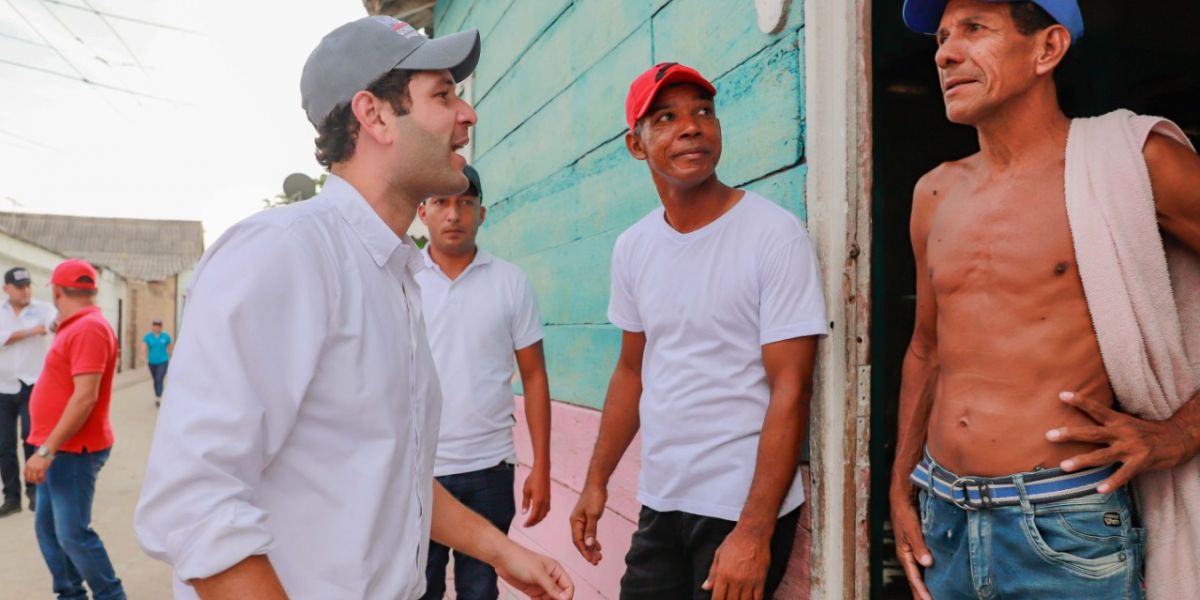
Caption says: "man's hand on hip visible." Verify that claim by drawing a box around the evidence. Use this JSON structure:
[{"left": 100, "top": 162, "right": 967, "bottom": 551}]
[
  {"left": 494, "top": 542, "right": 574, "bottom": 600},
  {"left": 1048, "top": 390, "right": 1194, "bottom": 492},
  {"left": 890, "top": 483, "right": 933, "bottom": 600},
  {"left": 702, "top": 525, "right": 772, "bottom": 600},
  {"left": 569, "top": 484, "right": 606, "bottom": 565}
]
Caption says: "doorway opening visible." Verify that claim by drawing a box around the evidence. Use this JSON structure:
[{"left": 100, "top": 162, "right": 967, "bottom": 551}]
[{"left": 868, "top": 1, "right": 1200, "bottom": 597}]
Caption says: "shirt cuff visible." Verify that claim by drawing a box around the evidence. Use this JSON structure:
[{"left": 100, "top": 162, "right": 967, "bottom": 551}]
[
  {"left": 163, "top": 502, "right": 276, "bottom": 581},
  {"left": 760, "top": 320, "right": 829, "bottom": 345}
]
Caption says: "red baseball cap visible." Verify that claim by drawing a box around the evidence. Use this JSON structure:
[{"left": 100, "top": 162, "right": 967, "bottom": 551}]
[
  {"left": 625, "top": 62, "right": 717, "bottom": 131},
  {"left": 50, "top": 259, "right": 98, "bottom": 290}
]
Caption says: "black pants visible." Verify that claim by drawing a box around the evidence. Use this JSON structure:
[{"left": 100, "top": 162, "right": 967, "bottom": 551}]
[
  {"left": 0, "top": 382, "right": 35, "bottom": 502},
  {"left": 620, "top": 506, "right": 800, "bottom": 600},
  {"left": 423, "top": 462, "right": 516, "bottom": 600}
]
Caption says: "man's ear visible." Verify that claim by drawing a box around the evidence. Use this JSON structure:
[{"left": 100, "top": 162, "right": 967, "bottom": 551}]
[
  {"left": 417, "top": 201, "right": 429, "bottom": 224},
  {"left": 625, "top": 129, "right": 648, "bottom": 161},
  {"left": 1033, "top": 24, "right": 1070, "bottom": 76},
  {"left": 478, "top": 204, "right": 487, "bottom": 225},
  {"left": 350, "top": 90, "right": 392, "bottom": 145}
]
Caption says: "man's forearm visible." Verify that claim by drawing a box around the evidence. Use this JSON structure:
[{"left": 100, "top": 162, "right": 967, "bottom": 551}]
[
  {"left": 737, "top": 388, "right": 810, "bottom": 536},
  {"left": 192, "top": 555, "right": 287, "bottom": 600},
  {"left": 1166, "top": 387, "right": 1200, "bottom": 462},
  {"left": 584, "top": 369, "right": 641, "bottom": 488},
  {"left": 522, "top": 372, "right": 552, "bottom": 469},
  {"left": 431, "top": 480, "right": 512, "bottom": 564},
  {"left": 891, "top": 348, "right": 938, "bottom": 494}
]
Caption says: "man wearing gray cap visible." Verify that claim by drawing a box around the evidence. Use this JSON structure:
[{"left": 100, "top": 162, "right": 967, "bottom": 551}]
[
  {"left": 134, "top": 16, "right": 573, "bottom": 600},
  {"left": 890, "top": 1, "right": 1200, "bottom": 599}
]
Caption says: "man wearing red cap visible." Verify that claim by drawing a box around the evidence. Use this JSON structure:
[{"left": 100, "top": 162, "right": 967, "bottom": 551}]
[
  {"left": 24, "top": 258, "right": 126, "bottom": 600},
  {"left": 570, "top": 63, "right": 826, "bottom": 599}
]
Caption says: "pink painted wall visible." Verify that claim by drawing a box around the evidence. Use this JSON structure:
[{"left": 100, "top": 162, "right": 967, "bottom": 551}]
[{"left": 505, "top": 398, "right": 811, "bottom": 600}]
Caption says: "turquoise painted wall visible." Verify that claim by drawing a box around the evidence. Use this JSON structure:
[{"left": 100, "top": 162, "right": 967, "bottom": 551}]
[{"left": 435, "top": 0, "right": 807, "bottom": 409}]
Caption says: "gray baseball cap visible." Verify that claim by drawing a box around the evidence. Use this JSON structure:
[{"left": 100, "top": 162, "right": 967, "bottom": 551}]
[{"left": 300, "top": 16, "right": 481, "bottom": 128}]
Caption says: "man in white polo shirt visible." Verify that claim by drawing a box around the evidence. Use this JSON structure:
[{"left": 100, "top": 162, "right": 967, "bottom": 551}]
[
  {"left": 416, "top": 164, "right": 552, "bottom": 599},
  {"left": 569, "top": 63, "right": 826, "bottom": 600},
  {"left": 134, "top": 17, "right": 572, "bottom": 600},
  {"left": 0, "top": 266, "right": 57, "bottom": 516}
]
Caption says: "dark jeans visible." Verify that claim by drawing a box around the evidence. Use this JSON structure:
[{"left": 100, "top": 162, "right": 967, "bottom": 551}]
[
  {"left": 423, "top": 462, "right": 516, "bottom": 600},
  {"left": 35, "top": 448, "right": 126, "bottom": 600},
  {"left": 620, "top": 506, "right": 800, "bottom": 600},
  {"left": 148, "top": 361, "right": 168, "bottom": 398},
  {"left": 0, "top": 382, "right": 35, "bottom": 501}
]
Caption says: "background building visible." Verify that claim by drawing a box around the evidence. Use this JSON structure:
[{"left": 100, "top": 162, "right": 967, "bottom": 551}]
[{"left": 0, "top": 211, "right": 203, "bottom": 372}]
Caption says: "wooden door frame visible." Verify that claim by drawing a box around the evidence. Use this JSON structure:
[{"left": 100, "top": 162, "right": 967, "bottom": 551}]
[{"left": 804, "top": 0, "right": 873, "bottom": 596}]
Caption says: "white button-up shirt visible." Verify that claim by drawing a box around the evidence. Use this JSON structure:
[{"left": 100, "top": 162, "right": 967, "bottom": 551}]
[
  {"left": 0, "top": 299, "right": 57, "bottom": 394},
  {"left": 416, "top": 248, "right": 543, "bottom": 477},
  {"left": 135, "top": 175, "right": 443, "bottom": 600}
]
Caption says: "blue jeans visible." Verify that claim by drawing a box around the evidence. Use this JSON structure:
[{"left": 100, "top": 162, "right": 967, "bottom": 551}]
[
  {"left": 34, "top": 448, "right": 126, "bottom": 600},
  {"left": 148, "top": 361, "right": 168, "bottom": 399},
  {"left": 919, "top": 477, "right": 1145, "bottom": 599},
  {"left": 423, "top": 463, "right": 516, "bottom": 600}
]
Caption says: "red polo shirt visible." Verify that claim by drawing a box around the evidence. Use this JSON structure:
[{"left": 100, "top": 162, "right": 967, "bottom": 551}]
[{"left": 27, "top": 305, "right": 118, "bottom": 453}]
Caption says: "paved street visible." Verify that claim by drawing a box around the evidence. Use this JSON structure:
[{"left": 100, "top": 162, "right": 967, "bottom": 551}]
[{"left": 0, "top": 370, "right": 174, "bottom": 598}]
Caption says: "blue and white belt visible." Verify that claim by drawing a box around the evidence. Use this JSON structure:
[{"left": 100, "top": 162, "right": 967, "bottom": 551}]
[{"left": 910, "top": 450, "right": 1118, "bottom": 511}]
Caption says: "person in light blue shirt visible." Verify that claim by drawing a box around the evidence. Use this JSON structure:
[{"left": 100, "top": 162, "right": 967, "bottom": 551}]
[{"left": 143, "top": 320, "right": 171, "bottom": 406}]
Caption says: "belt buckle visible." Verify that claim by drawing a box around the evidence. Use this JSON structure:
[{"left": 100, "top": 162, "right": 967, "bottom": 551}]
[{"left": 949, "top": 477, "right": 993, "bottom": 511}]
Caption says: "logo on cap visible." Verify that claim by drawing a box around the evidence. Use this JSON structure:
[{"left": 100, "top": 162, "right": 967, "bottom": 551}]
[{"left": 371, "top": 16, "right": 422, "bottom": 39}]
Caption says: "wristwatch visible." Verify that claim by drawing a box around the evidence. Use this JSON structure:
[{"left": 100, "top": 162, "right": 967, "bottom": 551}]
[{"left": 36, "top": 446, "right": 54, "bottom": 461}]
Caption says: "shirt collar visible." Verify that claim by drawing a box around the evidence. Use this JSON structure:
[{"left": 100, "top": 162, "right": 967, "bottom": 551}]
[
  {"left": 421, "top": 245, "right": 493, "bottom": 277},
  {"left": 324, "top": 174, "right": 422, "bottom": 271},
  {"left": 58, "top": 305, "right": 100, "bottom": 331}
]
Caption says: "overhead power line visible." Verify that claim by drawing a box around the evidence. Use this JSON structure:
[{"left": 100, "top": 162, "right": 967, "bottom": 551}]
[
  {"left": 79, "top": 0, "right": 148, "bottom": 77},
  {"left": 0, "top": 57, "right": 179, "bottom": 103},
  {"left": 38, "top": 0, "right": 203, "bottom": 36}
]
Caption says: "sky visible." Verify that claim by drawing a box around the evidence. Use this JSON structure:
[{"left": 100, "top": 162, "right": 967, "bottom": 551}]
[{"left": 0, "top": 0, "right": 375, "bottom": 246}]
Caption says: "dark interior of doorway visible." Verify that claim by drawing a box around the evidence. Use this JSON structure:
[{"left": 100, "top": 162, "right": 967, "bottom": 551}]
[{"left": 869, "top": 1, "right": 1200, "bottom": 597}]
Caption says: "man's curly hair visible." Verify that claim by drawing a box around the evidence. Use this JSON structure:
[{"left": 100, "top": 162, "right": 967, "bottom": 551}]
[{"left": 313, "top": 69, "right": 414, "bottom": 168}]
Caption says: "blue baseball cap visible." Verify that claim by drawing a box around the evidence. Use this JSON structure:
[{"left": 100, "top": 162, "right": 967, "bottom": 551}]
[{"left": 903, "top": 0, "right": 1084, "bottom": 43}]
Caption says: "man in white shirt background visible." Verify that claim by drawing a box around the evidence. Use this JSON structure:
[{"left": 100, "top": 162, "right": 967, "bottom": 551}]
[
  {"left": 0, "top": 266, "right": 56, "bottom": 516},
  {"left": 134, "top": 17, "right": 572, "bottom": 600},
  {"left": 569, "top": 63, "right": 827, "bottom": 600},
  {"left": 416, "top": 164, "right": 552, "bottom": 599}
]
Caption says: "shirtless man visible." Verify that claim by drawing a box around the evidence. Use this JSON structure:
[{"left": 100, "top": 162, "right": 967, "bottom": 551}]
[{"left": 890, "top": 1, "right": 1200, "bottom": 599}]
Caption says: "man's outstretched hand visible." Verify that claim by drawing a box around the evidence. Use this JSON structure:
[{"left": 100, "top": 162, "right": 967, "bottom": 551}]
[{"left": 494, "top": 544, "right": 574, "bottom": 600}]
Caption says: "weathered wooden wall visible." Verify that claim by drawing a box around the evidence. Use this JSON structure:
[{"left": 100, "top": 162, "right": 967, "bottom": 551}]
[
  {"left": 433, "top": 1, "right": 811, "bottom": 597},
  {"left": 436, "top": 0, "right": 807, "bottom": 408}
]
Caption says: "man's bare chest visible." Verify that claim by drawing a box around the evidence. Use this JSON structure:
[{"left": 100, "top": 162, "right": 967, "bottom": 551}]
[{"left": 926, "top": 185, "right": 1080, "bottom": 296}]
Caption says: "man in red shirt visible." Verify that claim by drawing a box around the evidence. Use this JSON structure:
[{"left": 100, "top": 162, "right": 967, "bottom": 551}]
[{"left": 24, "top": 258, "right": 125, "bottom": 600}]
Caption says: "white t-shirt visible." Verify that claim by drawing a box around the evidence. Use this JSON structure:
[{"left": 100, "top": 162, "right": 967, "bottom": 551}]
[
  {"left": 607, "top": 191, "right": 827, "bottom": 521},
  {"left": 416, "top": 248, "right": 544, "bottom": 477}
]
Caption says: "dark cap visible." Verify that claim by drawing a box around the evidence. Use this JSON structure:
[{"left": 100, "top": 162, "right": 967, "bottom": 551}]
[
  {"left": 4, "top": 267, "right": 31, "bottom": 287},
  {"left": 151, "top": 319, "right": 163, "bottom": 326},
  {"left": 462, "top": 164, "right": 483, "bottom": 202}
]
